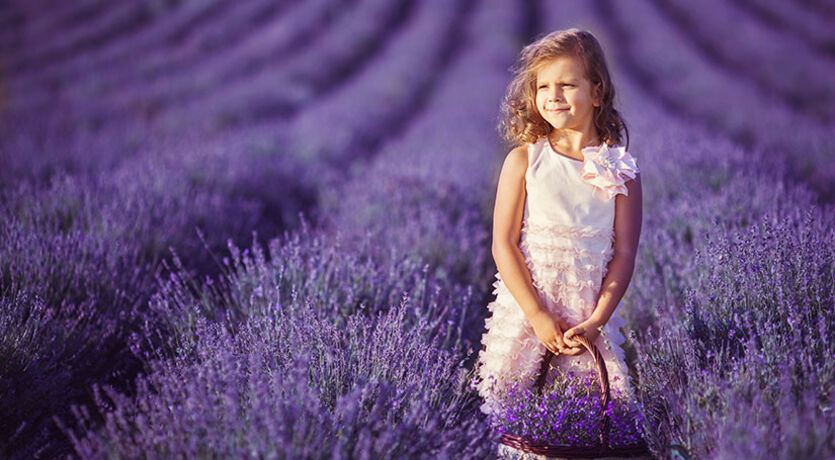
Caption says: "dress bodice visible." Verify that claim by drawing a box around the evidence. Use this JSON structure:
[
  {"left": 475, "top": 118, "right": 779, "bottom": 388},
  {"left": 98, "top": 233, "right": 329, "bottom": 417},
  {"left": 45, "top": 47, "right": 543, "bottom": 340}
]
[
  {"left": 524, "top": 136, "right": 618, "bottom": 232},
  {"left": 515, "top": 136, "right": 640, "bottom": 318}
]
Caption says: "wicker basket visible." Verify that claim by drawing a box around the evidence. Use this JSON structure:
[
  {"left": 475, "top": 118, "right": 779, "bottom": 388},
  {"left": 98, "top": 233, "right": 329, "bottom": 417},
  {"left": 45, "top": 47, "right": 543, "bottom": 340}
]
[{"left": 498, "top": 335, "right": 651, "bottom": 458}]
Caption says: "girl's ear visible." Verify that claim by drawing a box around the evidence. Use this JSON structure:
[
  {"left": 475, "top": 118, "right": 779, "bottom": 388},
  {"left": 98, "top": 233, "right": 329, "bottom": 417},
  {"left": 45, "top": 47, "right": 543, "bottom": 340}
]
[{"left": 592, "top": 82, "right": 602, "bottom": 107}]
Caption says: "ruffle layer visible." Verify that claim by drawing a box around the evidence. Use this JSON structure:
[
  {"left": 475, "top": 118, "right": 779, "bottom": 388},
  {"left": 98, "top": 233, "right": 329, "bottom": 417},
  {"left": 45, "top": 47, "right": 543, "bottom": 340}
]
[
  {"left": 521, "top": 220, "right": 613, "bottom": 239},
  {"left": 517, "top": 223, "right": 615, "bottom": 310},
  {"left": 491, "top": 271, "right": 588, "bottom": 326},
  {"left": 475, "top": 292, "right": 545, "bottom": 417}
]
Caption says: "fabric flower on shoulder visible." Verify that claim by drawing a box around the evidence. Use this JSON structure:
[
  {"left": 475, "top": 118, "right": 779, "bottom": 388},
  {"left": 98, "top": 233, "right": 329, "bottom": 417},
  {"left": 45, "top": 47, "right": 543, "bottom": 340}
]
[{"left": 580, "top": 143, "right": 639, "bottom": 201}]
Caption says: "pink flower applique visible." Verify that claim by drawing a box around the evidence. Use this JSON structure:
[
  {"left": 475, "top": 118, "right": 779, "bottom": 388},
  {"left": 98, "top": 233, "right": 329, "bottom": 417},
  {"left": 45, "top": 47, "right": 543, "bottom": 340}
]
[{"left": 580, "top": 143, "right": 639, "bottom": 200}]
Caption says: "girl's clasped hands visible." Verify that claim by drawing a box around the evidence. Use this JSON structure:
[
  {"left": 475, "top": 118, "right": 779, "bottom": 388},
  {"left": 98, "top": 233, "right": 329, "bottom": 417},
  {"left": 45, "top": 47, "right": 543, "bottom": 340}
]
[{"left": 529, "top": 310, "right": 601, "bottom": 357}]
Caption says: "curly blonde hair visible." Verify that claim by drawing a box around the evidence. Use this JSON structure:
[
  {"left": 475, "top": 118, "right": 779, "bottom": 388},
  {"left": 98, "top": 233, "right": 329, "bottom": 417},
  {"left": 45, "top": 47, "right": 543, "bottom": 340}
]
[{"left": 498, "top": 28, "right": 629, "bottom": 150}]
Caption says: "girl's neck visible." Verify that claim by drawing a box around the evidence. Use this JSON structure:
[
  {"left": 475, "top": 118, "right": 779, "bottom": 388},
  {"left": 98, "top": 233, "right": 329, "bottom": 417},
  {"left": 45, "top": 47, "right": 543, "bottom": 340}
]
[{"left": 547, "top": 130, "right": 602, "bottom": 159}]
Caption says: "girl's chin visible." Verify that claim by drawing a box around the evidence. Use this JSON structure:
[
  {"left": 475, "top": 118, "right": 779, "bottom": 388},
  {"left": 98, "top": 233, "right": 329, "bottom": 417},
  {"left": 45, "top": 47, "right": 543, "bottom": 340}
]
[
  {"left": 543, "top": 114, "right": 570, "bottom": 124},
  {"left": 545, "top": 120, "right": 571, "bottom": 129}
]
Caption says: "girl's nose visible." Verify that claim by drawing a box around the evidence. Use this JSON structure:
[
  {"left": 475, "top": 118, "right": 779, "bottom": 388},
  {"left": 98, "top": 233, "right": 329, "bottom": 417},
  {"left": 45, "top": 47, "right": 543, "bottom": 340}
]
[{"left": 547, "top": 90, "right": 564, "bottom": 101}]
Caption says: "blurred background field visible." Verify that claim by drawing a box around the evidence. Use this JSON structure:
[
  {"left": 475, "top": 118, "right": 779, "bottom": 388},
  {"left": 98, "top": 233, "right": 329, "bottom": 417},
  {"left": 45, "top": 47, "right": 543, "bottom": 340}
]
[{"left": 0, "top": 1, "right": 833, "bottom": 458}]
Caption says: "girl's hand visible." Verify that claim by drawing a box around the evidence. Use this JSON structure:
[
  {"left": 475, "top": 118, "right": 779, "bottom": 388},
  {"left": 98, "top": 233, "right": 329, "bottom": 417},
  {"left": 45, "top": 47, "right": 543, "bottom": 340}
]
[
  {"left": 560, "top": 320, "right": 603, "bottom": 356},
  {"left": 528, "top": 310, "right": 572, "bottom": 355}
]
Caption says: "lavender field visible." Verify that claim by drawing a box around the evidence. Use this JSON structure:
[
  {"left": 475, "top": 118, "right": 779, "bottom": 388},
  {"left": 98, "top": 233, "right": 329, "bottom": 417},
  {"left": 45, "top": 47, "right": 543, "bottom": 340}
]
[{"left": 1, "top": 1, "right": 833, "bottom": 458}]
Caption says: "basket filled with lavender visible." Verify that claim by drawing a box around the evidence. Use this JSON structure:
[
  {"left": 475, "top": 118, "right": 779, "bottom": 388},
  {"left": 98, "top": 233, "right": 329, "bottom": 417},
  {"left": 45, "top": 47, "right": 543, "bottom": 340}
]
[{"left": 493, "top": 335, "right": 651, "bottom": 459}]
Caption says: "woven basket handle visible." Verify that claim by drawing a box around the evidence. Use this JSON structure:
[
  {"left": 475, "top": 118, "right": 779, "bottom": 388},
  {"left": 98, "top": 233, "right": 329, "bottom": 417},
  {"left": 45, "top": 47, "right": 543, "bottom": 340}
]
[{"left": 534, "top": 334, "right": 613, "bottom": 446}]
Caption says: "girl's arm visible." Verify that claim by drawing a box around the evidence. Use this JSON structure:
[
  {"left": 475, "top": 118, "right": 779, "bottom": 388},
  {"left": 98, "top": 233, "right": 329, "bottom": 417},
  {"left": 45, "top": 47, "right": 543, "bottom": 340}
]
[
  {"left": 587, "top": 173, "right": 643, "bottom": 328},
  {"left": 564, "top": 173, "right": 642, "bottom": 351},
  {"left": 491, "top": 146, "right": 545, "bottom": 321}
]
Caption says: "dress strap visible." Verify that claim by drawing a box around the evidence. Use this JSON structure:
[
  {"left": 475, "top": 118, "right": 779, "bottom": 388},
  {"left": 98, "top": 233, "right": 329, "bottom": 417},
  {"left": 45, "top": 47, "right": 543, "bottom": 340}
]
[{"left": 526, "top": 137, "right": 546, "bottom": 171}]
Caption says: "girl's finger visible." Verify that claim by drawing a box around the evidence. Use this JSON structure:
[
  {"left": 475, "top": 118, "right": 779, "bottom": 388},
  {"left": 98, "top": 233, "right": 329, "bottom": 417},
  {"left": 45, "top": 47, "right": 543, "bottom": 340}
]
[
  {"left": 564, "top": 347, "right": 584, "bottom": 356},
  {"left": 565, "top": 329, "right": 583, "bottom": 346}
]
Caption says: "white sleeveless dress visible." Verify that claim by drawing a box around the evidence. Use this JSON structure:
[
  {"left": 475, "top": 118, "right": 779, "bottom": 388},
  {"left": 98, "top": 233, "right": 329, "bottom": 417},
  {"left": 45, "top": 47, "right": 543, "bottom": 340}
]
[{"left": 474, "top": 136, "right": 640, "bottom": 418}]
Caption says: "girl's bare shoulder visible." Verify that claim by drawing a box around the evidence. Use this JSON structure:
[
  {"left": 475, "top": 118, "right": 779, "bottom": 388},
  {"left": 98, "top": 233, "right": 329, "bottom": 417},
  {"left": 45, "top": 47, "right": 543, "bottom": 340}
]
[{"left": 500, "top": 144, "right": 530, "bottom": 179}]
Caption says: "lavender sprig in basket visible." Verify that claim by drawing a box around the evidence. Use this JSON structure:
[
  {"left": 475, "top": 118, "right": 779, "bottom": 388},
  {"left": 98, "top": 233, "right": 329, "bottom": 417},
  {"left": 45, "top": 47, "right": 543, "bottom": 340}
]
[{"left": 494, "top": 335, "right": 651, "bottom": 458}]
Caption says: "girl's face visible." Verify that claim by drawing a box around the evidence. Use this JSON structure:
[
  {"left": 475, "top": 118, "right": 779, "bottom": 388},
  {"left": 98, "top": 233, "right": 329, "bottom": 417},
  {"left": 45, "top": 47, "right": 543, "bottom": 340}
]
[{"left": 534, "top": 55, "right": 601, "bottom": 136}]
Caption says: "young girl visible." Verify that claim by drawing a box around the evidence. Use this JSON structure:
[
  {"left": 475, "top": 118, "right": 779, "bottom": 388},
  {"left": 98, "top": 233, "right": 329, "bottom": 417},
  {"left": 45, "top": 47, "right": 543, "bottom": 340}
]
[{"left": 473, "top": 28, "right": 642, "bottom": 419}]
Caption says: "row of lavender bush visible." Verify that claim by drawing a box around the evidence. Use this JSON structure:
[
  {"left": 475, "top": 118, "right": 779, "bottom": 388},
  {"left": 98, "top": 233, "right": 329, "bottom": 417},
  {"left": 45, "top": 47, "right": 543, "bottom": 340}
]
[
  {"left": 0, "top": 0, "right": 336, "bottom": 184},
  {"left": 4, "top": 1, "right": 150, "bottom": 74},
  {"left": 16, "top": 0, "right": 389, "bottom": 130},
  {"left": 5, "top": 0, "right": 259, "bottom": 91},
  {"left": 652, "top": 0, "right": 835, "bottom": 122},
  {"left": 731, "top": 0, "right": 835, "bottom": 58}
]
